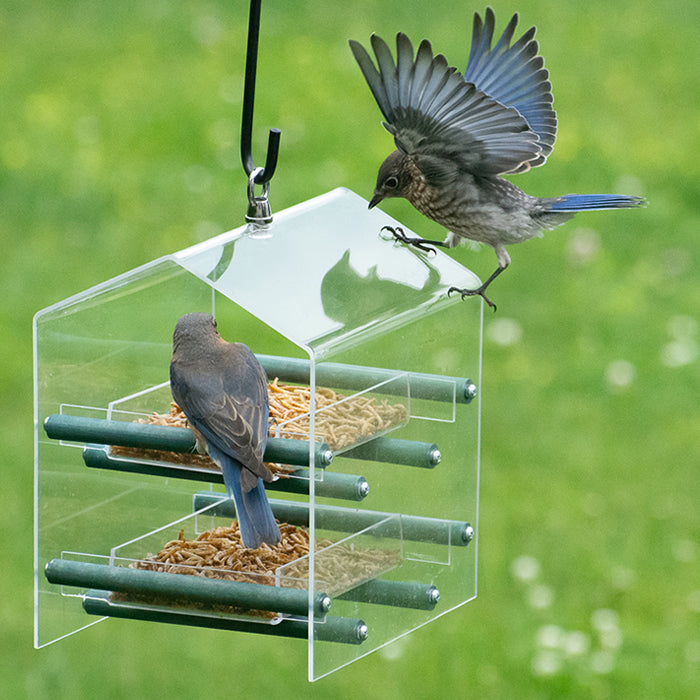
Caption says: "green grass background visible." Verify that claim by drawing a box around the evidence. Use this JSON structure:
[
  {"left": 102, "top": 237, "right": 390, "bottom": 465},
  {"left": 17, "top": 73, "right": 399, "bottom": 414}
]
[{"left": 3, "top": 0, "right": 698, "bottom": 697}]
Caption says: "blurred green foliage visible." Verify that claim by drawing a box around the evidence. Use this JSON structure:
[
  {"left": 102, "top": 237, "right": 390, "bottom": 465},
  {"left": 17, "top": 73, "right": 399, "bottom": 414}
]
[{"left": 3, "top": 0, "right": 698, "bottom": 697}]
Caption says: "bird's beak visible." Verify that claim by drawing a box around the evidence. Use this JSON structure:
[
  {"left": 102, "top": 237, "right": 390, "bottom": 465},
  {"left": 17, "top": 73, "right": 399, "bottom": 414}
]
[{"left": 368, "top": 192, "right": 383, "bottom": 209}]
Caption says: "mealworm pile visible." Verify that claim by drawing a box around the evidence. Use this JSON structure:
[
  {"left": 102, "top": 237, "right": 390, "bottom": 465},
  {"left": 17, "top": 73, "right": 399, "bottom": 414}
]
[
  {"left": 114, "top": 520, "right": 400, "bottom": 615},
  {"left": 132, "top": 521, "right": 311, "bottom": 586},
  {"left": 281, "top": 540, "right": 401, "bottom": 596},
  {"left": 268, "top": 378, "right": 407, "bottom": 450}
]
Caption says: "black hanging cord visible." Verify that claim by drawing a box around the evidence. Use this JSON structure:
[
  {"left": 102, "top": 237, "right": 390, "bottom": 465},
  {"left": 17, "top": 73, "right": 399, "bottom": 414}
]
[{"left": 240, "top": 0, "right": 280, "bottom": 186}]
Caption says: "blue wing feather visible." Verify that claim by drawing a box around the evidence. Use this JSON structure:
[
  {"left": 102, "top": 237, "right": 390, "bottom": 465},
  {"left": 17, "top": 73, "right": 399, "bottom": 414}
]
[{"left": 464, "top": 8, "right": 557, "bottom": 171}]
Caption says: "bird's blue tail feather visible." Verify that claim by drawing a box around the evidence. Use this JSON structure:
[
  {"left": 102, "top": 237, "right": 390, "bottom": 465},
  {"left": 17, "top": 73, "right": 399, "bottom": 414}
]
[
  {"left": 209, "top": 445, "right": 281, "bottom": 549},
  {"left": 549, "top": 194, "right": 645, "bottom": 212}
]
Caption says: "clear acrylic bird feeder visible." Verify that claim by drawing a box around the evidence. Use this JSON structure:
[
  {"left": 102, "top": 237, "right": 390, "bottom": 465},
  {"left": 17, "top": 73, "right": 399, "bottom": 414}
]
[{"left": 34, "top": 186, "right": 484, "bottom": 680}]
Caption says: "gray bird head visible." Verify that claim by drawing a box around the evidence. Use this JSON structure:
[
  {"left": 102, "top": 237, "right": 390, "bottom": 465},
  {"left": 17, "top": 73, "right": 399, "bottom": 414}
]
[
  {"left": 368, "top": 150, "right": 412, "bottom": 209},
  {"left": 172, "top": 312, "right": 219, "bottom": 350}
]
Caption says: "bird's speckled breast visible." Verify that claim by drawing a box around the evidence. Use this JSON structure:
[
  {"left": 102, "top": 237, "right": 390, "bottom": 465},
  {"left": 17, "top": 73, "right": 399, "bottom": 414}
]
[{"left": 404, "top": 159, "right": 549, "bottom": 247}]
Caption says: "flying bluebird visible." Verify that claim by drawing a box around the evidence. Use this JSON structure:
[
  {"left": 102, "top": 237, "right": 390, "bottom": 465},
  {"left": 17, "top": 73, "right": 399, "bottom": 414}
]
[
  {"left": 170, "top": 312, "right": 280, "bottom": 549},
  {"left": 350, "top": 8, "right": 644, "bottom": 309}
]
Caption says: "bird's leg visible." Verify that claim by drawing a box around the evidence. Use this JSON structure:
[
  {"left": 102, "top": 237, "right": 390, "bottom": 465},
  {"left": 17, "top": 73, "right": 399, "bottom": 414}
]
[
  {"left": 381, "top": 226, "right": 449, "bottom": 255},
  {"left": 448, "top": 265, "right": 507, "bottom": 312},
  {"left": 189, "top": 425, "right": 209, "bottom": 455}
]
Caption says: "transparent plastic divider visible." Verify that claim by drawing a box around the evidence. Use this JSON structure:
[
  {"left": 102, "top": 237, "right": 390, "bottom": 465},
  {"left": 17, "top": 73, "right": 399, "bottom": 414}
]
[
  {"left": 55, "top": 552, "right": 114, "bottom": 598},
  {"left": 109, "top": 496, "right": 227, "bottom": 565},
  {"left": 107, "top": 380, "right": 172, "bottom": 419},
  {"left": 55, "top": 404, "right": 111, "bottom": 448},
  {"left": 274, "top": 372, "right": 410, "bottom": 453},
  {"left": 408, "top": 377, "right": 457, "bottom": 423},
  {"left": 275, "top": 514, "right": 404, "bottom": 597}
]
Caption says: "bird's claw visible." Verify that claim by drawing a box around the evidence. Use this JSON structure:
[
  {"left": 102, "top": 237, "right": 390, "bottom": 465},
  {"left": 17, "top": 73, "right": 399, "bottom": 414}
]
[
  {"left": 448, "top": 285, "right": 497, "bottom": 312},
  {"left": 381, "top": 226, "right": 438, "bottom": 255}
]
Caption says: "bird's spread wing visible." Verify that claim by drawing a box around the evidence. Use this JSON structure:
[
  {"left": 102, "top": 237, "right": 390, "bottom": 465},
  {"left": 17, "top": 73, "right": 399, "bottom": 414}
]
[
  {"left": 350, "top": 11, "right": 553, "bottom": 177},
  {"left": 464, "top": 8, "right": 556, "bottom": 171}
]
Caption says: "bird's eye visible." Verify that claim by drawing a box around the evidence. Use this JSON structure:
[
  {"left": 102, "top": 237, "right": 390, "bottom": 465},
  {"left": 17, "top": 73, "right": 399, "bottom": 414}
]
[{"left": 384, "top": 176, "right": 399, "bottom": 189}]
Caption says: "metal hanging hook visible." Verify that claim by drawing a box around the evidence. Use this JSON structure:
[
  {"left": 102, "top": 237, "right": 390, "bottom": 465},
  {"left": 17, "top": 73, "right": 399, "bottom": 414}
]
[
  {"left": 240, "top": 0, "right": 280, "bottom": 187},
  {"left": 246, "top": 166, "right": 272, "bottom": 224}
]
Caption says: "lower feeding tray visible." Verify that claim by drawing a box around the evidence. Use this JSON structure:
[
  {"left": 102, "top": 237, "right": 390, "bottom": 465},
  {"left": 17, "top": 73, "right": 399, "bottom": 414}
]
[{"left": 46, "top": 496, "right": 404, "bottom": 629}]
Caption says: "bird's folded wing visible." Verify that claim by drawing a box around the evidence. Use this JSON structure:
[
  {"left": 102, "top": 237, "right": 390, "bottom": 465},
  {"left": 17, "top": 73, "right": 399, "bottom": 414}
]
[
  {"left": 174, "top": 372, "right": 272, "bottom": 483},
  {"left": 198, "top": 396, "right": 267, "bottom": 469}
]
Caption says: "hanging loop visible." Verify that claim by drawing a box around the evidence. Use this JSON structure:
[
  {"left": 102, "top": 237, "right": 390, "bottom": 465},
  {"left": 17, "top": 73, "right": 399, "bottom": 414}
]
[
  {"left": 246, "top": 167, "right": 273, "bottom": 224},
  {"left": 240, "top": 0, "right": 280, "bottom": 187}
]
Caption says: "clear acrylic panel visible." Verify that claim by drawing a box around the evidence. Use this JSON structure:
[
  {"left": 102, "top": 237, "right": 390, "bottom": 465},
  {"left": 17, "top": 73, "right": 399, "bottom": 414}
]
[{"left": 34, "top": 188, "right": 482, "bottom": 681}]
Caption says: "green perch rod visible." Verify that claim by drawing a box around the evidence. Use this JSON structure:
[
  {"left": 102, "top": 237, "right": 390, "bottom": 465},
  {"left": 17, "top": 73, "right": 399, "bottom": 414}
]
[
  {"left": 82, "top": 446, "right": 369, "bottom": 501},
  {"left": 257, "top": 354, "right": 477, "bottom": 404},
  {"left": 194, "top": 493, "right": 474, "bottom": 547},
  {"left": 44, "top": 414, "right": 441, "bottom": 470},
  {"left": 337, "top": 579, "right": 440, "bottom": 611},
  {"left": 81, "top": 590, "right": 368, "bottom": 644},
  {"left": 43, "top": 414, "right": 332, "bottom": 468},
  {"left": 45, "top": 558, "right": 330, "bottom": 617}
]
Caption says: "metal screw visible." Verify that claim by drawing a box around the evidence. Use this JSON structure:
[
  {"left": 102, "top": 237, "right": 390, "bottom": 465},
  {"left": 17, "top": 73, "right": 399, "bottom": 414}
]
[
  {"left": 429, "top": 447, "right": 442, "bottom": 466},
  {"left": 320, "top": 595, "right": 332, "bottom": 613},
  {"left": 356, "top": 622, "right": 369, "bottom": 642},
  {"left": 357, "top": 479, "right": 370, "bottom": 498},
  {"left": 464, "top": 380, "right": 478, "bottom": 402},
  {"left": 320, "top": 448, "right": 333, "bottom": 467},
  {"left": 463, "top": 524, "right": 475, "bottom": 543},
  {"left": 428, "top": 586, "right": 441, "bottom": 605}
]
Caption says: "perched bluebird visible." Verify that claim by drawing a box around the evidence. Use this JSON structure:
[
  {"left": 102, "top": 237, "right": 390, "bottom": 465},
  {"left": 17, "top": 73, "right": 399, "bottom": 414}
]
[
  {"left": 350, "top": 8, "right": 644, "bottom": 309},
  {"left": 170, "top": 312, "right": 280, "bottom": 549}
]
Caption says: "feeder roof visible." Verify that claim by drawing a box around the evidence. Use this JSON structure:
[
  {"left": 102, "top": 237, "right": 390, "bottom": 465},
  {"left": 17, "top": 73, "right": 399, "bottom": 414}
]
[{"left": 173, "top": 188, "right": 480, "bottom": 356}]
